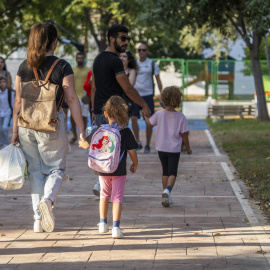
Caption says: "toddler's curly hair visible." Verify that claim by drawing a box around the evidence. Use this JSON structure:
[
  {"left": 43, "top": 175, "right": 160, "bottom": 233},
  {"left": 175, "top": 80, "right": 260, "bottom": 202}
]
[
  {"left": 103, "top": 96, "right": 129, "bottom": 128},
  {"left": 160, "top": 86, "right": 182, "bottom": 108}
]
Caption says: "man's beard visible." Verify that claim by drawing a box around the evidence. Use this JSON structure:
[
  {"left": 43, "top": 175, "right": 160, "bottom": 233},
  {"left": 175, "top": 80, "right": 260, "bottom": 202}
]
[{"left": 114, "top": 40, "right": 126, "bottom": 53}]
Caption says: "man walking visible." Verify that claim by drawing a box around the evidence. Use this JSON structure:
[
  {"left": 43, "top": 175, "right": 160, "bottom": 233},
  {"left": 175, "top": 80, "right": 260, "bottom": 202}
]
[
  {"left": 90, "top": 24, "right": 151, "bottom": 196},
  {"left": 131, "top": 44, "right": 163, "bottom": 153},
  {"left": 70, "top": 52, "right": 89, "bottom": 144}
]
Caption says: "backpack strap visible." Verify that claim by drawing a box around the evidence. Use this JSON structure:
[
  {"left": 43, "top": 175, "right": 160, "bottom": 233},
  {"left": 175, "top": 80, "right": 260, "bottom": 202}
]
[
  {"left": 151, "top": 60, "right": 155, "bottom": 95},
  {"left": 32, "top": 58, "right": 61, "bottom": 84},
  {"left": 7, "top": 89, "right": 12, "bottom": 110},
  {"left": 45, "top": 58, "right": 61, "bottom": 82}
]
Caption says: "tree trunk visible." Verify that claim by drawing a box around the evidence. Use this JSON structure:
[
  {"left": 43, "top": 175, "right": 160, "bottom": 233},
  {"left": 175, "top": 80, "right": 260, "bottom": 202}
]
[
  {"left": 264, "top": 35, "right": 270, "bottom": 78},
  {"left": 250, "top": 33, "right": 269, "bottom": 121}
]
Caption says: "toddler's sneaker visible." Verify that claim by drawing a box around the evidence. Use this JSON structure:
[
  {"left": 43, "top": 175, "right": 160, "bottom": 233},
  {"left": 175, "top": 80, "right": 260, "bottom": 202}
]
[
  {"left": 93, "top": 181, "right": 100, "bottom": 197},
  {"left": 112, "top": 227, "right": 123, "bottom": 239},
  {"left": 33, "top": 220, "right": 43, "bottom": 233},
  {"left": 98, "top": 222, "right": 109, "bottom": 233},
  {"left": 162, "top": 189, "right": 170, "bottom": 207},
  {"left": 38, "top": 198, "right": 55, "bottom": 232},
  {"left": 136, "top": 141, "right": 143, "bottom": 151},
  {"left": 144, "top": 145, "right": 151, "bottom": 153}
]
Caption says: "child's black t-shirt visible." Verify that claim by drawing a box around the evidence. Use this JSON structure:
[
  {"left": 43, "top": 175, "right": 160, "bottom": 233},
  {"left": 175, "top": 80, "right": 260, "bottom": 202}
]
[{"left": 98, "top": 127, "right": 138, "bottom": 176}]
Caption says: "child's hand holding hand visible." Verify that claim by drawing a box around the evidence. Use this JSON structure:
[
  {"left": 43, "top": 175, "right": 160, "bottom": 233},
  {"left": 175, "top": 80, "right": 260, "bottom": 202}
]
[
  {"left": 129, "top": 163, "right": 137, "bottom": 174},
  {"left": 78, "top": 139, "right": 90, "bottom": 149}
]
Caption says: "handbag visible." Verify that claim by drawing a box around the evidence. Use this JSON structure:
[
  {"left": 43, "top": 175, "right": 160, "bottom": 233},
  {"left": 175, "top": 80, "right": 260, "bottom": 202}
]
[{"left": 17, "top": 59, "right": 64, "bottom": 132}]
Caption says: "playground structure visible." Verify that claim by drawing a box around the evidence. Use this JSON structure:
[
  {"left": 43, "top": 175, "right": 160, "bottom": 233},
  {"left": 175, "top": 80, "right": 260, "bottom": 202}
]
[{"left": 184, "top": 57, "right": 236, "bottom": 100}]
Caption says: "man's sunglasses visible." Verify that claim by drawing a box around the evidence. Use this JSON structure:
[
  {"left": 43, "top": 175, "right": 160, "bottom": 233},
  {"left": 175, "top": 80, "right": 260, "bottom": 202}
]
[
  {"left": 117, "top": 35, "right": 131, "bottom": 42},
  {"left": 138, "top": 49, "right": 147, "bottom": 52}
]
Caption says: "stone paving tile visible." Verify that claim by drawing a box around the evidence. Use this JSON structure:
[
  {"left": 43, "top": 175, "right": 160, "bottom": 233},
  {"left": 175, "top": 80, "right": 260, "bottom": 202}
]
[{"left": 1, "top": 129, "right": 270, "bottom": 269}]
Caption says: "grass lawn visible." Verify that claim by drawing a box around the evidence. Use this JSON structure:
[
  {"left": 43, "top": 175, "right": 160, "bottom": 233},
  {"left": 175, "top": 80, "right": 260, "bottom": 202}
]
[{"left": 206, "top": 119, "right": 270, "bottom": 209}]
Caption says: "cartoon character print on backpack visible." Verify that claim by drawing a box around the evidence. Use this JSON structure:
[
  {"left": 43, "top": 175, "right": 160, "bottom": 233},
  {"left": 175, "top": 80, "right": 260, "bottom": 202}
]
[{"left": 88, "top": 124, "right": 122, "bottom": 174}]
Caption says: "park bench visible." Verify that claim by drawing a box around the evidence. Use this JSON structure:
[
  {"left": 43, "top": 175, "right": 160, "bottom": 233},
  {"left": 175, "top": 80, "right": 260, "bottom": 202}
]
[{"left": 208, "top": 104, "right": 256, "bottom": 119}]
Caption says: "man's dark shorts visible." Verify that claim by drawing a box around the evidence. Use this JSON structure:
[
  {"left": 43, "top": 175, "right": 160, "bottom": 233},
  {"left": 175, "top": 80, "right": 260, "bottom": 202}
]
[{"left": 132, "top": 94, "right": 155, "bottom": 118}]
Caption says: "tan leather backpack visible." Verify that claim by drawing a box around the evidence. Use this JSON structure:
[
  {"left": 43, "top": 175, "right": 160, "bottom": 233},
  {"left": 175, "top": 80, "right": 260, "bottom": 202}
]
[{"left": 18, "top": 59, "right": 64, "bottom": 132}]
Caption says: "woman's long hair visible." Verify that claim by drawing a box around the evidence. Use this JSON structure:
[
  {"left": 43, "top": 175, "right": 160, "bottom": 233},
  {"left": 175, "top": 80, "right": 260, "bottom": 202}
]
[
  {"left": 103, "top": 96, "right": 128, "bottom": 128},
  {"left": 126, "top": 50, "right": 137, "bottom": 70},
  {"left": 27, "top": 22, "right": 58, "bottom": 69},
  {"left": 0, "top": 57, "right": 7, "bottom": 71}
]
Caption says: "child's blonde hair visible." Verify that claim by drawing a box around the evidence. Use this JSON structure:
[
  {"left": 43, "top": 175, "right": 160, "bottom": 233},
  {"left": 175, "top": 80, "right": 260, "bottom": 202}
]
[
  {"left": 161, "top": 86, "right": 182, "bottom": 108},
  {"left": 103, "top": 96, "right": 129, "bottom": 128}
]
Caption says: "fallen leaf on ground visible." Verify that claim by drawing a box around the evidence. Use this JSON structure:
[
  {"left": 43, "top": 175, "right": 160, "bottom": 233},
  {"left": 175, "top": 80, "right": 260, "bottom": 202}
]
[
  {"left": 87, "top": 197, "right": 92, "bottom": 200},
  {"left": 231, "top": 179, "right": 235, "bottom": 181},
  {"left": 1, "top": 234, "right": 5, "bottom": 236},
  {"left": 186, "top": 223, "right": 189, "bottom": 226},
  {"left": 246, "top": 222, "right": 251, "bottom": 225},
  {"left": 256, "top": 250, "right": 266, "bottom": 254},
  {"left": 194, "top": 232, "right": 200, "bottom": 235},
  {"left": 214, "top": 233, "right": 221, "bottom": 236}
]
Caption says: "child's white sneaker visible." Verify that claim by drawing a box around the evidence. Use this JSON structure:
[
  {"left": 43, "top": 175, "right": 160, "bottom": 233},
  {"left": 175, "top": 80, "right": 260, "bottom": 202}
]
[
  {"left": 112, "top": 227, "right": 123, "bottom": 239},
  {"left": 162, "top": 189, "right": 170, "bottom": 207},
  {"left": 98, "top": 222, "right": 109, "bottom": 233},
  {"left": 33, "top": 220, "right": 43, "bottom": 233},
  {"left": 38, "top": 198, "right": 55, "bottom": 233}
]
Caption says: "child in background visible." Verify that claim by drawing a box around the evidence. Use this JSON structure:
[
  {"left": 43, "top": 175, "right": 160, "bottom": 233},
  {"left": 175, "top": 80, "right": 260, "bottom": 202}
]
[
  {"left": 147, "top": 86, "right": 192, "bottom": 207},
  {"left": 79, "top": 96, "right": 138, "bottom": 239},
  {"left": 0, "top": 76, "right": 14, "bottom": 149}
]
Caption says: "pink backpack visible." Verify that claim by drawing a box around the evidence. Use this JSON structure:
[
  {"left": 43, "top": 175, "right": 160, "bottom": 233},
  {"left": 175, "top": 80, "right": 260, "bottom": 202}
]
[{"left": 88, "top": 123, "right": 123, "bottom": 173}]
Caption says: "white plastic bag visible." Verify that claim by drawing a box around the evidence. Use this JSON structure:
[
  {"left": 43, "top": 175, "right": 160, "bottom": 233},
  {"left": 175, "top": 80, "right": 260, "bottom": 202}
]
[{"left": 0, "top": 144, "right": 27, "bottom": 190}]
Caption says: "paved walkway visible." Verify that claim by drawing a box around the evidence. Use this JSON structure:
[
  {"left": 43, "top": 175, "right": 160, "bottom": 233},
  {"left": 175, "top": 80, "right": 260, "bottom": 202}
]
[{"left": 1, "top": 123, "right": 270, "bottom": 269}]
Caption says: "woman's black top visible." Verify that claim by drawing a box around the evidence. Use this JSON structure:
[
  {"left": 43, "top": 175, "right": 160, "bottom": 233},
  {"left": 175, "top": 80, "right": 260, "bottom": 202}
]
[{"left": 17, "top": 56, "right": 73, "bottom": 105}]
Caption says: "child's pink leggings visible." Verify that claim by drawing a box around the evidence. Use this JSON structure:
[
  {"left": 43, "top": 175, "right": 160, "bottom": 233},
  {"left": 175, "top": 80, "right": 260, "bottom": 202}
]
[{"left": 99, "top": 175, "right": 126, "bottom": 203}]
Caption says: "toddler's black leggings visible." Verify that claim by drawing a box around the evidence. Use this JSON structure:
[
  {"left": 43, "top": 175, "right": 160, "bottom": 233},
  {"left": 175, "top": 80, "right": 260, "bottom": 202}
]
[{"left": 158, "top": 151, "right": 180, "bottom": 177}]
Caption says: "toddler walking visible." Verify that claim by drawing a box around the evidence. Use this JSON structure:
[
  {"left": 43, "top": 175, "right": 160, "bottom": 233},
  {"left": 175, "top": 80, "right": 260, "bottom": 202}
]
[
  {"left": 79, "top": 96, "right": 138, "bottom": 239},
  {"left": 148, "top": 86, "right": 192, "bottom": 207}
]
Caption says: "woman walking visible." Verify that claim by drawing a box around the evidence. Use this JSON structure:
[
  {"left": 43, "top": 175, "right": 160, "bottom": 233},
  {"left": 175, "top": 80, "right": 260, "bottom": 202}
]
[{"left": 11, "top": 22, "right": 85, "bottom": 233}]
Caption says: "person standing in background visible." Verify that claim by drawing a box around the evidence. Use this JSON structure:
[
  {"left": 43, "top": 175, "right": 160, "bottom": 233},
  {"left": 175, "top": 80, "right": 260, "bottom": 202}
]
[
  {"left": 70, "top": 52, "right": 89, "bottom": 144},
  {"left": 0, "top": 57, "right": 13, "bottom": 90},
  {"left": 131, "top": 44, "right": 163, "bottom": 153}
]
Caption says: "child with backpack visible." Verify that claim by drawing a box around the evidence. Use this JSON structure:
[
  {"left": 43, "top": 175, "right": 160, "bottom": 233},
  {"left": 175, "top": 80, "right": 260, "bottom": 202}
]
[
  {"left": 79, "top": 96, "right": 138, "bottom": 239},
  {"left": 147, "top": 86, "right": 192, "bottom": 207},
  {"left": 0, "top": 76, "right": 14, "bottom": 149}
]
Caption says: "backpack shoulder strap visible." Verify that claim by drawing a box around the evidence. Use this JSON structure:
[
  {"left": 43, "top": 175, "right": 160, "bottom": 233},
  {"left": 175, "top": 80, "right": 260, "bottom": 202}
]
[
  {"left": 7, "top": 89, "right": 12, "bottom": 109},
  {"left": 45, "top": 58, "right": 61, "bottom": 82},
  {"left": 151, "top": 60, "right": 155, "bottom": 77},
  {"left": 32, "top": 58, "right": 61, "bottom": 82}
]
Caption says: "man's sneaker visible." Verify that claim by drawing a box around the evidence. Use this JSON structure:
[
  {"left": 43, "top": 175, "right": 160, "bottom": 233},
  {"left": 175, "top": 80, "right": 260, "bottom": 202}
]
[
  {"left": 136, "top": 141, "right": 143, "bottom": 151},
  {"left": 98, "top": 222, "right": 109, "bottom": 233},
  {"left": 144, "top": 145, "right": 151, "bottom": 153},
  {"left": 162, "top": 189, "right": 170, "bottom": 207},
  {"left": 93, "top": 181, "right": 100, "bottom": 197},
  {"left": 112, "top": 227, "right": 123, "bottom": 239},
  {"left": 38, "top": 198, "right": 55, "bottom": 232},
  {"left": 33, "top": 220, "right": 43, "bottom": 233}
]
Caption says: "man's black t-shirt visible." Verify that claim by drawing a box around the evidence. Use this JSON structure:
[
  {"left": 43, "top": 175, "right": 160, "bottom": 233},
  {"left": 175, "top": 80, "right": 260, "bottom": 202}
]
[
  {"left": 98, "top": 128, "right": 138, "bottom": 176},
  {"left": 93, "top": 51, "right": 125, "bottom": 114},
  {"left": 17, "top": 56, "right": 73, "bottom": 105}
]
